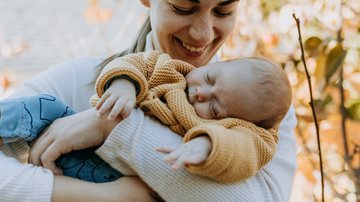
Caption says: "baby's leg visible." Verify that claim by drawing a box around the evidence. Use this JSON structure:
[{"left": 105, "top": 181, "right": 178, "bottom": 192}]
[
  {"left": 56, "top": 147, "right": 123, "bottom": 183},
  {"left": 0, "top": 94, "right": 75, "bottom": 143}
]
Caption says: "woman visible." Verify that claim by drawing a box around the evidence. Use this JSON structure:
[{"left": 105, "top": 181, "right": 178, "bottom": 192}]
[{"left": 1, "top": 0, "right": 297, "bottom": 201}]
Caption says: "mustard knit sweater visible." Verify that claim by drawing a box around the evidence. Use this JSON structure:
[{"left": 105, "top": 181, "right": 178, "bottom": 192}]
[{"left": 92, "top": 51, "right": 278, "bottom": 183}]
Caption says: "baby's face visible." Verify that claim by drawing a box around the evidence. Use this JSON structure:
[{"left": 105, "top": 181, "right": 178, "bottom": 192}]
[{"left": 185, "top": 59, "right": 255, "bottom": 120}]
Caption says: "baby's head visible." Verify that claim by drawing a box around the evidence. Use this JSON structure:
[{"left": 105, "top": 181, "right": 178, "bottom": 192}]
[{"left": 185, "top": 57, "right": 292, "bottom": 129}]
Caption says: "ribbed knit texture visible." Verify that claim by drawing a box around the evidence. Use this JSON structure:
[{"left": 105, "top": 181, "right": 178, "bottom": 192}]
[
  {"left": 0, "top": 152, "right": 53, "bottom": 202},
  {"left": 93, "top": 51, "right": 279, "bottom": 183}
]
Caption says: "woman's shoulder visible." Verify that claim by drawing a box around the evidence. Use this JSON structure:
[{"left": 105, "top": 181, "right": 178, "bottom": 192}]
[
  {"left": 29, "top": 56, "right": 103, "bottom": 79},
  {"left": 56, "top": 56, "right": 104, "bottom": 72}
]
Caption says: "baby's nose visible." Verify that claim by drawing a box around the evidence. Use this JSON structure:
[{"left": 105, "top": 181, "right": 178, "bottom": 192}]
[{"left": 196, "top": 87, "right": 211, "bottom": 102}]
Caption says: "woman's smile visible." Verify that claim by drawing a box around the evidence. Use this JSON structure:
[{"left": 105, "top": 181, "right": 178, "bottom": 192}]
[{"left": 173, "top": 36, "right": 207, "bottom": 58}]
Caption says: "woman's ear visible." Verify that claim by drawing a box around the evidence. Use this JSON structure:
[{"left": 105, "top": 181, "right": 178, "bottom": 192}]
[{"left": 140, "top": 0, "right": 150, "bottom": 7}]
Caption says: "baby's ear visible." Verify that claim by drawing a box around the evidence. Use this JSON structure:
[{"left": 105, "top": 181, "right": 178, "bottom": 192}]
[{"left": 140, "top": 0, "right": 150, "bottom": 7}]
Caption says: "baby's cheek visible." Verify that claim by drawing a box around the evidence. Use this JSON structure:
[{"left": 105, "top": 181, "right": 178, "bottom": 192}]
[{"left": 193, "top": 103, "right": 212, "bottom": 119}]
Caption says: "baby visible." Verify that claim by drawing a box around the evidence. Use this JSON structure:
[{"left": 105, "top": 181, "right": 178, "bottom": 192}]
[
  {"left": 0, "top": 51, "right": 291, "bottom": 184},
  {"left": 93, "top": 50, "right": 292, "bottom": 183}
]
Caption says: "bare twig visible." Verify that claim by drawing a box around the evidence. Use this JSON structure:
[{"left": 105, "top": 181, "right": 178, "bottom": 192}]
[
  {"left": 337, "top": 6, "right": 359, "bottom": 199},
  {"left": 296, "top": 123, "right": 352, "bottom": 201},
  {"left": 337, "top": 19, "right": 349, "bottom": 164},
  {"left": 292, "top": 13, "right": 325, "bottom": 202}
]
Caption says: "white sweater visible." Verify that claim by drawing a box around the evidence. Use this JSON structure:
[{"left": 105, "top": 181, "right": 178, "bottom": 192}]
[{"left": 0, "top": 57, "right": 297, "bottom": 202}]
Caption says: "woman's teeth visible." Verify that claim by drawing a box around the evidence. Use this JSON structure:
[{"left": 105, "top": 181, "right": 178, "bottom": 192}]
[{"left": 182, "top": 42, "right": 204, "bottom": 53}]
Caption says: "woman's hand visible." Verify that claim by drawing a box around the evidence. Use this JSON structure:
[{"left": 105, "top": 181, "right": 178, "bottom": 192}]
[{"left": 28, "top": 108, "right": 122, "bottom": 174}]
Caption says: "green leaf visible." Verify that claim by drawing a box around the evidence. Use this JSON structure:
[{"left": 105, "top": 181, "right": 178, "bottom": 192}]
[
  {"left": 345, "top": 99, "right": 360, "bottom": 121},
  {"left": 314, "top": 95, "right": 332, "bottom": 109},
  {"left": 305, "top": 37, "right": 322, "bottom": 54},
  {"left": 315, "top": 53, "right": 327, "bottom": 89},
  {"left": 325, "top": 44, "right": 347, "bottom": 85},
  {"left": 259, "top": 0, "right": 284, "bottom": 17}
]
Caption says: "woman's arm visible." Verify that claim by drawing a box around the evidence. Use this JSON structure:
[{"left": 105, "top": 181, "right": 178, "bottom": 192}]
[
  {"left": 52, "top": 176, "right": 157, "bottom": 202},
  {"left": 27, "top": 105, "right": 296, "bottom": 201},
  {"left": 0, "top": 151, "right": 53, "bottom": 202},
  {"left": 0, "top": 150, "right": 156, "bottom": 202},
  {"left": 96, "top": 106, "right": 297, "bottom": 201}
]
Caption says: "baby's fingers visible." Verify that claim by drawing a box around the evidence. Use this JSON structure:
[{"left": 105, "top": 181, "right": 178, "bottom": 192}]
[
  {"left": 96, "top": 93, "right": 110, "bottom": 110},
  {"left": 98, "top": 96, "right": 117, "bottom": 116},
  {"left": 183, "top": 154, "right": 205, "bottom": 165},
  {"left": 171, "top": 155, "right": 188, "bottom": 170},
  {"left": 163, "top": 149, "right": 182, "bottom": 164},
  {"left": 120, "top": 99, "right": 136, "bottom": 119},
  {"left": 108, "top": 97, "right": 127, "bottom": 120},
  {"left": 156, "top": 147, "right": 175, "bottom": 154}
]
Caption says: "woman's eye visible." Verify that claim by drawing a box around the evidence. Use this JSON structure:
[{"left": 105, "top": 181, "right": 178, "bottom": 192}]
[
  {"left": 213, "top": 9, "right": 233, "bottom": 17},
  {"left": 170, "top": 4, "right": 194, "bottom": 15}
]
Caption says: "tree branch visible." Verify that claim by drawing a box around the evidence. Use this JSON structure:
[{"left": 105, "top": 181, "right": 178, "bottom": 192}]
[{"left": 292, "top": 13, "right": 325, "bottom": 202}]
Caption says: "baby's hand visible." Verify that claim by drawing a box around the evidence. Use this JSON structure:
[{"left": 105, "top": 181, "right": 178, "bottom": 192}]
[
  {"left": 156, "top": 136, "right": 212, "bottom": 170},
  {"left": 96, "top": 79, "right": 136, "bottom": 120}
]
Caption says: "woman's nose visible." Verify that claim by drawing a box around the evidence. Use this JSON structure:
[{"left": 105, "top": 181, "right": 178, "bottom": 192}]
[{"left": 189, "top": 15, "right": 214, "bottom": 45}]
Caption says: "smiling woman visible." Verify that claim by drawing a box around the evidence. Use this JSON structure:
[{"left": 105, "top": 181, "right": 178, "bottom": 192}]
[
  {"left": 145, "top": 0, "right": 239, "bottom": 67},
  {"left": 0, "top": 0, "right": 297, "bottom": 201}
]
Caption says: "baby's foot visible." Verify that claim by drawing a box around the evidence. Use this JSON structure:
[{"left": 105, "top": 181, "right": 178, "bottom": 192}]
[
  {"left": 0, "top": 94, "right": 75, "bottom": 143},
  {"left": 55, "top": 147, "right": 123, "bottom": 183}
]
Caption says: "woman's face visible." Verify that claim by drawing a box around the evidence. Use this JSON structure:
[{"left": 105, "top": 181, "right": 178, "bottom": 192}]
[{"left": 141, "top": 0, "right": 239, "bottom": 67}]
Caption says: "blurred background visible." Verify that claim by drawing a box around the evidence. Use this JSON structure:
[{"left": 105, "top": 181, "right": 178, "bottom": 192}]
[{"left": 0, "top": 0, "right": 359, "bottom": 201}]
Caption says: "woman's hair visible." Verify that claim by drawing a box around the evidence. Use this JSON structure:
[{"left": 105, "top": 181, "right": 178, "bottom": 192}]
[{"left": 91, "top": 16, "right": 151, "bottom": 83}]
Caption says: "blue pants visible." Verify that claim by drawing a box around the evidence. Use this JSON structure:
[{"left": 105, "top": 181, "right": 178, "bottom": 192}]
[{"left": 0, "top": 94, "right": 122, "bottom": 183}]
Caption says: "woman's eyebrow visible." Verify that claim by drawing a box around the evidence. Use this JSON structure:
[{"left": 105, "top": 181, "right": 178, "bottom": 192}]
[{"left": 218, "top": 0, "right": 239, "bottom": 6}]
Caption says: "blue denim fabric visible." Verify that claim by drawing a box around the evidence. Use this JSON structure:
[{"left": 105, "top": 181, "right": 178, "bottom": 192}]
[
  {"left": 0, "top": 94, "right": 75, "bottom": 142},
  {"left": 0, "top": 94, "right": 122, "bottom": 182}
]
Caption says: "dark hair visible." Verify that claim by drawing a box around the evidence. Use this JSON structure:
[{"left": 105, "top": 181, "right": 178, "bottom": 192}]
[{"left": 91, "top": 17, "right": 151, "bottom": 83}]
